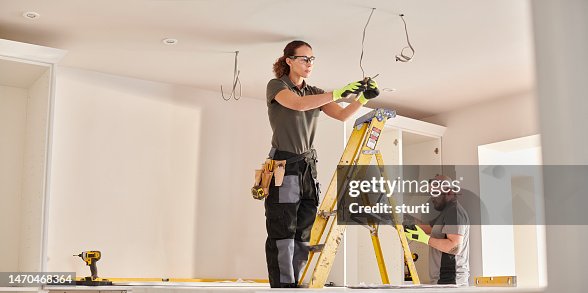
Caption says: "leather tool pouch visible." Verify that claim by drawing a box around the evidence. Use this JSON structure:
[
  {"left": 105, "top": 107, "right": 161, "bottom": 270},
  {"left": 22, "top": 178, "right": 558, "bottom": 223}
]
[
  {"left": 251, "top": 159, "right": 286, "bottom": 200},
  {"left": 272, "top": 160, "right": 286, "bottom": 186}
]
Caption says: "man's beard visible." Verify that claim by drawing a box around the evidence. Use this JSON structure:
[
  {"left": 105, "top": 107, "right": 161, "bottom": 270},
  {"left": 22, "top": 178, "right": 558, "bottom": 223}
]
[{"left": 433, "top": 199, "right": 446, "bottom": 211}]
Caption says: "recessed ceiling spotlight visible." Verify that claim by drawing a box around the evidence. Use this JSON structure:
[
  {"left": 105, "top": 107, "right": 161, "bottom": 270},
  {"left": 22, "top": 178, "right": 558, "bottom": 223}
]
[
  {"left": 22, "top": 11, "right": 40, "bottom": 20},
  {"left": 162, "top": 38, "right": 178, "bottom": 45}
]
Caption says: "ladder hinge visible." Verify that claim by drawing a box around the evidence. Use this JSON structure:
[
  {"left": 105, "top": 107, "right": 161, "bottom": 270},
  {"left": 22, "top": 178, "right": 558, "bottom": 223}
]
[
  {"left": 362, "top": 149, "right": 380, "bottom": 155},
  {"left": 353, "top": 108, "right": 396, "bottom": 127}
]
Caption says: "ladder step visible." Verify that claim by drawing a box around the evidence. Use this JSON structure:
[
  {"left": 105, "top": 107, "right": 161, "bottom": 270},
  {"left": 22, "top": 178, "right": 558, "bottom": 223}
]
[
  {"left": 317, "top": 210, "right": 336, "bottom": 219},
  {"left": 309, "top": 244, "right": 325, "bottom": 252}
]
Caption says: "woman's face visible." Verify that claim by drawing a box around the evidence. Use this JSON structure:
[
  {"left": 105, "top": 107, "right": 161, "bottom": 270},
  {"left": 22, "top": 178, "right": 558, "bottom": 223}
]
[{"left": 286, "top": 45, "right": 314, "bottom": 78}]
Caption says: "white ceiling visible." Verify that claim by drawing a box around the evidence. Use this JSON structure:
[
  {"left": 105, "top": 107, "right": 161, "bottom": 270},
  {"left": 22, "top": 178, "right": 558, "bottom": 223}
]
[{"left": 0, "top": 0, "right": 536, "bottom": 118}]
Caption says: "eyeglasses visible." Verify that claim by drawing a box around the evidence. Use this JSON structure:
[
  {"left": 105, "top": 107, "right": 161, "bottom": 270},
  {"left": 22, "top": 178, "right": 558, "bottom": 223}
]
[{"left": 289, "top": 56, "right": 316, "bottom": 65}]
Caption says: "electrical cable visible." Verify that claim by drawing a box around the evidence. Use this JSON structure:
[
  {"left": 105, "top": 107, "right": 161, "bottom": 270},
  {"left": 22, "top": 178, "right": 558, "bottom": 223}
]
[
  {"left": 360, "top": 8, "right": 376, "bottom": 79},
  {"left": 358, "top": 9, "right": 415, "bottom": 93},
  {"left": 395, "top": 14, "right": 415, "bottom": 62},
  {"left": 221, "top": 50, "right": 242, "bottom": 101}
]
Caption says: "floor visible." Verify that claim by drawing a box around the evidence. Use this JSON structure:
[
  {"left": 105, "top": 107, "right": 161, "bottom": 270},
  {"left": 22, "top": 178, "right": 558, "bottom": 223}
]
[{"left": 40, "top": 283, "right": 545, "bottom": 293}]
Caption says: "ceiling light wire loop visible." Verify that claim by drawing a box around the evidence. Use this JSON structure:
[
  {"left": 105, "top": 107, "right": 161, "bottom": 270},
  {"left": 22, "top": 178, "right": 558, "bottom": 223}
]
[
  {"left": 395, "top": 14, "right": 415, "bottom": 62},
  {"left": 221, "top": 50, "right": 242, "bottom": 101}
]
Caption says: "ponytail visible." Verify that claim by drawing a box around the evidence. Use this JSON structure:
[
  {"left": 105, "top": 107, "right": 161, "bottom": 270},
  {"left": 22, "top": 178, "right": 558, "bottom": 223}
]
[
  {"left": 272, "top": 40, "right": 312, "bottom": 78},
  {"left": 273, "top": 56, "right": 289, "bottom": 78}
]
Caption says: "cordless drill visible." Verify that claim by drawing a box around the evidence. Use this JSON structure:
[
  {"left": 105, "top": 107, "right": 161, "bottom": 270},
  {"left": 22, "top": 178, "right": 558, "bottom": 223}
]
[
  {"left": 74, "top": 251, "right": 101, "bottom": 280},
  {"left": 73, "top": 251, "right": 112, "bottom": 286}
]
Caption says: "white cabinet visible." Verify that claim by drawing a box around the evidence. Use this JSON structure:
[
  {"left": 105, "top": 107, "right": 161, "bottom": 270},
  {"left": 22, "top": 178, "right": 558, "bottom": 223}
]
[
  {"left": 338, "top": 107, "right": 446, "bottom": 286},
  {"left": 0, "top": 39, "right": 66, "bottom": 276}
]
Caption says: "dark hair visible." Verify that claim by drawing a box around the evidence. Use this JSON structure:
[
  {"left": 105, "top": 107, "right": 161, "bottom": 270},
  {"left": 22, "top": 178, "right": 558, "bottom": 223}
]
[{"left": 273, "top": 40, "right": 312, "bottom": 78}]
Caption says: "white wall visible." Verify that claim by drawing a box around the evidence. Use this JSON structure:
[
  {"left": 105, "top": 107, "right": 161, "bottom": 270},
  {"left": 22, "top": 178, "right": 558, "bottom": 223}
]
[
  {"left": 403, "top": 137, "right": 441, "bottom": 167},
  {"left": 402, "top": 134, "right": 442, "bottom": 284},
  {"left": 423, "top": 91, "right": 540, "bottom": 284},
  {"left": 0, "top": 67, "right": 51, "bottom": 273},
  {"left": 187, "top": 84, "right": 270, "bottom": 279},
  {"left": 48, "top": 67, "right": 203, "bottom": 277},
  {"left": 424, "top": 91, "right": 539, "bottom": 164},
  {"left": 46, "top": 67, "right": 346, "bottom": 281},
  {"left": 531, "top": 1, "right": 588, "bottom": 292},
  {"left": 478, "top": 138, "right": 545, "bottom": 288},
  {"left": 0, "top": 85, "right": 27, "bottom": 271},
  {"left": 512, "top": 177, "right": 545, "bottom": 288},
  {"left": 20, "top": 69, "right": 51, "bottom": 272}
]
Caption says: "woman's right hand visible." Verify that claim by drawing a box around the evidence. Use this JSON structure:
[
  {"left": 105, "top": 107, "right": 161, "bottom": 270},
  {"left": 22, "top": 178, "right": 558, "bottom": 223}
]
[
  {"left": 332, "top": 81, "right": 367, "bottom": 101},
  {"left": 356, "top": 79, "right": 380, "bottom": 105}
]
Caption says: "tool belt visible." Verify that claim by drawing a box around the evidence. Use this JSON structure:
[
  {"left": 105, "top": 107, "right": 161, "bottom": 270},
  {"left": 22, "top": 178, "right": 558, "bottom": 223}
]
[{"left": 251, "top": 148, "right": 316, "bottom": 200}]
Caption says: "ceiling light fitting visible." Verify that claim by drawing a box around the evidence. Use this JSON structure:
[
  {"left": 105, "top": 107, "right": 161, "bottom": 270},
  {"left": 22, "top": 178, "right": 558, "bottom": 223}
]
[
  {"left": 162, "top": 38, "right": 178, "bottom": 45},
  {"left": 22, "top": 11, "right": 40, "bottom": 20}
]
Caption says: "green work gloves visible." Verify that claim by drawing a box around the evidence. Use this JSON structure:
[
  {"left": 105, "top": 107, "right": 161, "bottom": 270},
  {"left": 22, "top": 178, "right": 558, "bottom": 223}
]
[
  {"left": 404, "top": 225, "right": 430, "bottom": 245},
  {"left": 332, "top": 81, "right": 366, "bottom": 101},
  {"left": 356, "top": 79, "right": 380, "bottom": 105}
]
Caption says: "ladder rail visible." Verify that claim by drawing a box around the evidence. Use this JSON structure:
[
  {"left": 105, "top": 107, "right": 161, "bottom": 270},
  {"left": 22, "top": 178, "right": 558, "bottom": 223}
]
[
  {"left": 369, "top": 224, "right": 390, "bottom": 284},
  {"left": 375, "top": 152, "right": 420, "bottom": 285}
]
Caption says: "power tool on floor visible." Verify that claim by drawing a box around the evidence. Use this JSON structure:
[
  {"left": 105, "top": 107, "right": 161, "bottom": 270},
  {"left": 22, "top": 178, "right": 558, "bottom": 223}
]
[{"left": 74, "top": 251, "right": 112, "bottom": 286}]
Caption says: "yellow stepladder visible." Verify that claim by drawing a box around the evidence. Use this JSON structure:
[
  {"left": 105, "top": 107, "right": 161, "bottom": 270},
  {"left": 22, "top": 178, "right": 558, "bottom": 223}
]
[{"left": 298, "top": 108, "right": 420, "bottom": 288}]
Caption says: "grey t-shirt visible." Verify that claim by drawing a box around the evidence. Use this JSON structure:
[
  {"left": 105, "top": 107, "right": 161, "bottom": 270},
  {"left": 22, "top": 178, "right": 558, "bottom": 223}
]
[
  {"left": 429, "top": 200, "right": 470, "bottom": 286},
  {"left": 266, "top": 75, "right": 325, "bottom": 154}
]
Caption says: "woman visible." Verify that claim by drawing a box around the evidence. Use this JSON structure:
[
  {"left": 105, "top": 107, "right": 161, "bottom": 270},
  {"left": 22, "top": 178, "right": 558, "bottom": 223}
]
[{"left": 264, "top": 40, "right": 379, "bottom": 287}]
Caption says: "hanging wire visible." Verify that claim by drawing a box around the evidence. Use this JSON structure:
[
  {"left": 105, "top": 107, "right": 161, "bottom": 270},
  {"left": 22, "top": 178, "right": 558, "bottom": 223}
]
[
  {"left": 395, "top": 14, "right": 415, "bottom": 62},
  {"left": 221, "top": 50, "right": 242, "bottom": 101},
  {"left": 360, "top": 8, "right": 376, "bottom": 79},
  {"left": 381, "top": 13, "right": 414, "bottom": 92},
  {"left": 358, "top": 9, "right": 414, "bottom": 92}
]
